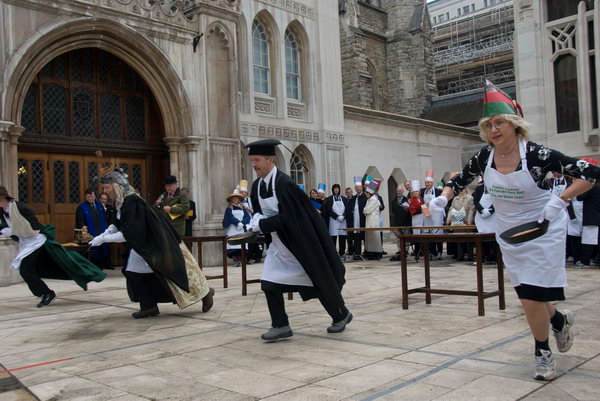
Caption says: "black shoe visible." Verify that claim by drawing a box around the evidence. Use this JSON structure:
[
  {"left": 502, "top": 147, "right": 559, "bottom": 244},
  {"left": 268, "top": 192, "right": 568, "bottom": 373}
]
[
  {"left": 382, "top": 251, "right": 388, "bottom": 255},
  {"left": 327, "top": 312, "right": 353, "bottom": 333},
  {"left": 132, "top": 306, "right": 160, "bottom": 319},
  {"left": 37, "top": 291, "right": 56, "bottom": 308},
  {"left": 253, "top": 258, "right": 261, "bottom": 264},
  {"left": 261, "top": 326, "right": 293, "bottom": 341},
  {"left": 202, "top": 288, "right": 215, "bottom": 313},
  {"left": 390, "top": 255, "right": 401, "bottom": 261}
]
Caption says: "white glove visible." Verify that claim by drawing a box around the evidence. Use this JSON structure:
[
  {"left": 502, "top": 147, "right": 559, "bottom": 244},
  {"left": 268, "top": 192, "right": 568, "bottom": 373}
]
[
  {"left": 429, "top": 196, "right": 448, "bottom": 214},
  {"left": 249, "top": 213, "right": 266, "bottom": 233},
  {"left": 105, "top": 224, "right": 118, "bottom": 235},
  {"left": 89, "top": 235, "right": 105, "bottom": 247},
  {"left": 1, "top": 227, "right": 12, "bottom": 237},
  {"left": 102, "top": 231, "right": 126, "bottom": 243},
  {"left": 481, "top": 208, "right": 491, "bottom": 218},
  {"left": 336, "top": 215, "right": 344, "bottom": 222},
  {"left": 538, "top": 196, "right": 569, "bottom": 223},
  {"left": 237, "top": 222, "right": 244, "bottom": 230}
]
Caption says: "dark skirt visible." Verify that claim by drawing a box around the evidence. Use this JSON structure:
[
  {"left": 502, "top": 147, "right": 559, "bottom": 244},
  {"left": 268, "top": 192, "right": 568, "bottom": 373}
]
[
  {"left": 514, "top": 284, "right": 565, "bottom": 302},
  {"left": 261, "top": 280, "right": 320, "bottom": 301}
]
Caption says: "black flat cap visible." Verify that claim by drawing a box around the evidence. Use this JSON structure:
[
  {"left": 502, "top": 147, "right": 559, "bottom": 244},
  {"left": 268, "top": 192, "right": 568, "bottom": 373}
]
[
  {"left": 244, "top": 139, "right": 281, "bottom": 156},
  {"left": 164, "top": 175, "right": 178, "bottom": 185}
]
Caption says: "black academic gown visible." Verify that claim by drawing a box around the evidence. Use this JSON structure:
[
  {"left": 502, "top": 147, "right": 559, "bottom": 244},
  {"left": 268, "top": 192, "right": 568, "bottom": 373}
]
[
  {"left": 345, "top": 193, "right": 367, "bottom": 238},
  {"left": 250, "top": 170, "right": 346, "bottom": 306},
  {"left": 116, "top": 194, "right": 189, "bottom": 300},
  {"left": 321, "top": 194, "right": 349, "bottom": 233}
]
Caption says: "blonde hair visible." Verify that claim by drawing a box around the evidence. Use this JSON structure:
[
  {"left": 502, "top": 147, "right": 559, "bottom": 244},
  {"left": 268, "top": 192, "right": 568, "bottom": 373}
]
[{"left": 478, "top": 114, "right": 531, "bottom": 145}]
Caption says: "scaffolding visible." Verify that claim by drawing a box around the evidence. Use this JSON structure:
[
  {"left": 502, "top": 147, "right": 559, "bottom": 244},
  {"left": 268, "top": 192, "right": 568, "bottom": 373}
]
[
  {"left": 438, "top": 68, "right": 515, "bottom": 96},
  {"left": 434, "top": 32, "right": 513, "bottom": 66}
]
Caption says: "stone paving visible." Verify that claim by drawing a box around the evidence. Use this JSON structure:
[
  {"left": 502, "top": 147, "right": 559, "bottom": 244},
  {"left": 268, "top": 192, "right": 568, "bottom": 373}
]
[{"left": 1, "top": 244, "right": 599, "bottom": 401}]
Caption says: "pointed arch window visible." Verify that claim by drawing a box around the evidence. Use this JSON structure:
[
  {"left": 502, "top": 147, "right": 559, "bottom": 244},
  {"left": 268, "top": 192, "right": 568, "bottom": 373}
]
[
  {"left": 252, "top": 20, "right": 270, "bottom": 94},
  {"left": 285, "top": 29, "right": 300, "bottom": 100},
  {"left": 290, "top": 151, "right": 306, "bottom": 185}
]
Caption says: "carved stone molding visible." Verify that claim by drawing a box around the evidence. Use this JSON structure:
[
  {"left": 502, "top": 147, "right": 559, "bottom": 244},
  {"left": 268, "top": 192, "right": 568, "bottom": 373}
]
[
  {"left": 240, "top": 121, "right": 344, "bottom": 145},
  {"left": 254, "top": 96, "right": 275, "bottom": 115},
  {"left": 287, "top": 101, "right": 305, "bottom": 120},
  {"left": 256, "top": 0, "right": 314, "bottom": 19},
  {"left": 324, "top": 132, "right": 344, "bottom": 144}
]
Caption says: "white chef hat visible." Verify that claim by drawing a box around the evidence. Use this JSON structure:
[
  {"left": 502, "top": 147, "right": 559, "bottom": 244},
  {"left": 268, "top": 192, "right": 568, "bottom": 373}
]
[{"left": 411, "top": 180, "right": 420, "bottom": 191}]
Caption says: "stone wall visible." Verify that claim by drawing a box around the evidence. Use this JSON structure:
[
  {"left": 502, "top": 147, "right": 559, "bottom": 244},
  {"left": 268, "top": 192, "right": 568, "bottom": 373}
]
[{"left": 0, "top": 239, "right": 20, "bottom": 286}]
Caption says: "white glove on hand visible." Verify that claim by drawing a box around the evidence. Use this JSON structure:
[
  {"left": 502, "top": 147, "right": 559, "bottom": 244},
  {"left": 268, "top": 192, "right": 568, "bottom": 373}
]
[
  {"left": 538, "top": 196, "right": 569, "bottom": 223},
  {"left": 102, "top": 231, "right": 126, "bottom": 244},
  {"left": 336, "top": 215, "right": 344, "bottom": 222},
  {"left": 429, "top": 196, "right": 448, "bottom": 214},
  {"left": 237, "top": 222, "right": 244, "bottom": 230},
  {"left": 1, "top": 227, "right": 12, "bottom": 237},
  {"left": 249, "top": 213, "right": 266, "bottom": 233},
  {"left": 89, "top": 235, "right": 105, "bottom": 247},
  {"left": 105, "top": 224, "right": 118, "bottom": 235},
  {"left": 481, "top": 208, "right": 491, "bottom": 218}
]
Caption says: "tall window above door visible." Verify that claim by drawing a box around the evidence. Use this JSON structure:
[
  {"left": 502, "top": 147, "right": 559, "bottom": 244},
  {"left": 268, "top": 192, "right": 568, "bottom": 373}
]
[
  {"left": 285, "top": 29, "right": 300, "bottom": 100},
  {"left": 252, "top": 20, "right": 270, "bottom": 95}
]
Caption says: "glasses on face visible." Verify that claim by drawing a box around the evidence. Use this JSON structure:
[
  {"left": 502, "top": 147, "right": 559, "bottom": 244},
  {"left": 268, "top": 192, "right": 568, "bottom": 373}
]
[{"left": 483, "top": 119, "right": 508, "bottom": 131}]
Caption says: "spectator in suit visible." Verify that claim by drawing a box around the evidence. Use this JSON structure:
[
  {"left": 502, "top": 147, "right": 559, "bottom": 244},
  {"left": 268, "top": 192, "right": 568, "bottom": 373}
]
[
  {"left": 76, "top": 188, "right": 111, "bottom": 269},
  {"left": 390, "top": 185, "right": 411, "bottom": 261},
  {"left": 155, "top": 175, "right": 190, "bottom": 238}
]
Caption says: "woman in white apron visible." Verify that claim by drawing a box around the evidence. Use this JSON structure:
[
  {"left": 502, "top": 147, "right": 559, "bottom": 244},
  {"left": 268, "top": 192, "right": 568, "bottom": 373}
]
[
  {"left": 222, "top": 190, "right": 251, "bottom": 267},
  {"left": 427, "top": 80, "right": 600, "bottom": 381},
  {"left": 324, "top": 184, "right": 348, "bottom": 258},
  {"left": 474, "top": 178, "right": 497, "bottom": 263}
]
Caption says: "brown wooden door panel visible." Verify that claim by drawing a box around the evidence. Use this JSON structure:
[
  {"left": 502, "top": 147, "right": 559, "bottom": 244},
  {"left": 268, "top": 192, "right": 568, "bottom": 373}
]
[
  {"left": 16, "top": 152, "right": 50, "bottom": 223},
  {"left": 49, "top": 154, "right": 84, "bottom": 243}
]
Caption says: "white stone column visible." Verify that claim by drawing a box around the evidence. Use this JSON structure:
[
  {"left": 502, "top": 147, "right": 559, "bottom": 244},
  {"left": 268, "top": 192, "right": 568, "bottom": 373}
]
[
  {"left": 183, "top": 136, "right": 203, "bottom": 232},
  {"left": 163, "top": 136, "right": 182, "bottom": 179},
  {"left": 9, "top": 126, "right": 23, "bottom": 195}
]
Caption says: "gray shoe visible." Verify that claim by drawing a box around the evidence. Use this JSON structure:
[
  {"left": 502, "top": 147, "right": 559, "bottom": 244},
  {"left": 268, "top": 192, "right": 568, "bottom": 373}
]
[
  {"left": 261, "top": 326, "right": 293, "bottom": 341},
  {"left": 553, "top": 309, "right": 574, "bottom": 353},
  {"left": 327, "top": 312, "right": 353, "bottom": 333}
]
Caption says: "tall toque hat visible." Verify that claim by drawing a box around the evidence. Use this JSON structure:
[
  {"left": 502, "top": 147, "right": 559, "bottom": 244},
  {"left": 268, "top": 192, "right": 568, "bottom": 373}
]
[{"left": 483, "top": 79, "right": 523, "bottom": 118}]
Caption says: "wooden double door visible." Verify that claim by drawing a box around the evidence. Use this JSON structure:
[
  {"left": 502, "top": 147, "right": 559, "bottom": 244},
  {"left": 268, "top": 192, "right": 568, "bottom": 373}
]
[{"left": 17, "top": 152, "right": 147, "bottom": 243}]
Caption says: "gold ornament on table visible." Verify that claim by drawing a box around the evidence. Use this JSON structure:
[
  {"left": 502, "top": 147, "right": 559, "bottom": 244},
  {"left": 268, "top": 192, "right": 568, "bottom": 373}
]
[{"left": 74, "top": 227, "right": 94, "bottom": 244}]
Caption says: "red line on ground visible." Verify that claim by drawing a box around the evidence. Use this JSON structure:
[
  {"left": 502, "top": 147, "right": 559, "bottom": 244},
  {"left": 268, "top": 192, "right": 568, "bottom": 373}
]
[{"left": 0, "top": 357, "right": 73, "bottom": 373}]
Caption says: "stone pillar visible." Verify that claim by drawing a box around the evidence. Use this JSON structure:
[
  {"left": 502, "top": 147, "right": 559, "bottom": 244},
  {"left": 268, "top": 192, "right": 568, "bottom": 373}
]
[
  {"left": 182, "top": 136, "right": 203, "bottom": 232},
  {"left": 9, "top": 126, "right": 23, "bottom": 195},
  {"left": 163, "top": 136, "right": 182, "bottom": 179}
]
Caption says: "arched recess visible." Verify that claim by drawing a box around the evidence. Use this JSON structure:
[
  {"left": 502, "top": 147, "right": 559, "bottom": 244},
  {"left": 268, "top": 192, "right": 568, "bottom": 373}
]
[
  {"left": 252, "top": 10, "right": 281, "bottom": 100},
  {"left": 206, "top": 22, "right": 236, "bottom": 139},
  {"left": 366, "top": 59, "right": 379, "bottom": 110},
  {"left": 4, "top": 18, "right": 193, "bottom": 141},
  {"left": 290, "top": 144, "right": 314, "bottom": 189},
  {"left": 275, "top": 146, "right": 286, "bottom": 173},
  {"left": 388, "top": 168, "right": 408, "bottom": 223},
  {"left": 284, "top": 20, "right": 310, "bottom": 117},
  {"left": 363, "top": 166, "right": 383, "bottom": 185}
]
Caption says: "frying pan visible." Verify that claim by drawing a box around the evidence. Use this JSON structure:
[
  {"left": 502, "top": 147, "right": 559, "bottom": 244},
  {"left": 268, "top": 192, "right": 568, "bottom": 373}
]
[{"left": 499, "top": 219, "right": 550, "bottom": 244}]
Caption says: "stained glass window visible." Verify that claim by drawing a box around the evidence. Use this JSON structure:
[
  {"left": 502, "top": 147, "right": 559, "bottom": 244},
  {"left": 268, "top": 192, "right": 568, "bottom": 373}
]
[
  {"left": 100, "top": 92, "right": 121, "bottom": 139},
  {"left": 72, "top": 87, "right": 95, "bottom": 137},
  {"left": 42, "top": 84, "right": 67, "bottom": 135}
]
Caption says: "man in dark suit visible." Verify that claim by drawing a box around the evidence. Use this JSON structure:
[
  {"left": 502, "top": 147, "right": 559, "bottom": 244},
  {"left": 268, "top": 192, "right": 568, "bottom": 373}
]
[
  {"left": 390, "top": 185, "right": 411, "bottom": 261},
  {"left": 346, "top": 178, "right": 367, "bottom": 260},
  {"left": 155, "top": 176, "right": 190, "bottom": 238},
  {"left": 76, "top": 188, "right": 111, "bottom": 269}
]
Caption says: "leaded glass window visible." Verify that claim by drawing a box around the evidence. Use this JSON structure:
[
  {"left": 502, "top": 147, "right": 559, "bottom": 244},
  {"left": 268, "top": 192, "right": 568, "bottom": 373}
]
[
  {"left": 31, "top": 160, "right": 45, "bottom": 203},
  {"left": 126, "top": 95, "right": 146, "bottom": 141},
  {"left": 285, "top": 29, "right": 300, "bottom": 100},
  {"left": 69, "top": 161, "right": 80, "bottom": 203},
  {"left": 88, "top": 162, "right": 99, "bottom": 193},
  {"left": 290, "top": 152, "right": 306, "bottom": 185},
  {"left": 17, "top": 159, "right": 28, "bottom": 203},
  {"left": 132, "top": 164, "right": 143, "bottom": 192},
  {"left": 72, "top": 87, "right": 95, "bottom": 137},
  {"left": 54, "top": 160, "right": 66, "bottom": 204},
  {"left": 42, "top": 84, "right": 67, "bottom": 135},
  {"left": 101, "top": 92, "right": 122, "bottom": 139},
  {"left": 252, "top": 20, "right": 270, "bottom": 94},
  {"left": 22, "top": 85, "right": 37, "bottom": 133}
]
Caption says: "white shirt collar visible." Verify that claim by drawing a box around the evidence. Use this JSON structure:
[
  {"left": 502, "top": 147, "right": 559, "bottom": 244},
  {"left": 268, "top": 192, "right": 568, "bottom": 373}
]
[{"left": 260, "top": 166, "right": 277, "bottom": 187}]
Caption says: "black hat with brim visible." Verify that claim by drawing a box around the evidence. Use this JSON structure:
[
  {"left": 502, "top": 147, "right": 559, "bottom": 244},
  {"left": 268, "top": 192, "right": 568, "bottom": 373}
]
[
  {"left": 244, "top": 139, "right": 281, "bottom": 156},
  {"left": 164, "top": 175, "right": 178, "bottom": 185}
]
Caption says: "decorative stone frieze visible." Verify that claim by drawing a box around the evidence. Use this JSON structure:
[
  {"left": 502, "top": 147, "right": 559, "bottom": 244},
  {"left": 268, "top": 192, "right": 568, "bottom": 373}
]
[
  {"left": 255, "top": 0, "right": 314, "bottom": 19},
  {"left": 254, "top": 96, "right": 275, "bottom": 115},
  {"left": 240, "top": 121, "right": 344, "bottom": 145},
  {"left": 287, "top": 102, "right": 305, "bottom": 120}
]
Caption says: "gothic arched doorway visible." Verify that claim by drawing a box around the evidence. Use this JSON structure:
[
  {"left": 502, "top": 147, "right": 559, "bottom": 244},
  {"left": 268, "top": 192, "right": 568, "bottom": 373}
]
[{"left": 17, "top": 48, "right": 169, "bottom": 242}]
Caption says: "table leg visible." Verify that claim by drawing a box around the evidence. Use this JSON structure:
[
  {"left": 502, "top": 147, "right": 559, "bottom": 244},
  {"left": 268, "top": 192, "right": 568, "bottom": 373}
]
[
  {"left": 222, "top": 239, "right": 228, "bottom": 288},
  {"left": 476, "top": 239, "right": 485, "bottom": 316},
  {"left": 496, "top": 243, "right": 506, "bottom": 310},
  {"left": 424, "top": 242, "right": 431, "bottom": 305},
  {"left": 241, "top": 244, "right": 248, "bottom": 296},
  {"left": 198, "top": 243, "right": 204, "bottom": 270},
  {"left": 400, "top": 237, "right": 409, "bottom": 309}
]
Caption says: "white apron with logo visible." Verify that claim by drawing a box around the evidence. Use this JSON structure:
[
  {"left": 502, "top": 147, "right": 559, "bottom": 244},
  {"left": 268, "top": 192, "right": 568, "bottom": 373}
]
[
  {"left": 423, "top": 189, "right": 444, "bottom": 233},
  {"left": 329, "top": 197, "right": 347, "bottom": 236},
  {"left": 225, "top": 208, "right": 246, "bottom": 250},
  {"left": 259, "top": 174, "right": 313, "bottom": 287},
  {"left": 485, "top": 140, "right": 568, "bottom": 288},
  {"left": 474, "top": 192, "right": 497, "bottom": 234}
]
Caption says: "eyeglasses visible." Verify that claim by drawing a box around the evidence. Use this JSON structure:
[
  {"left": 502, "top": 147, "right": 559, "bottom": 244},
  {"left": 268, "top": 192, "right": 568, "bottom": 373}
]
[{"left": 482, "top": 119, "right": 508, "bottom": 131}]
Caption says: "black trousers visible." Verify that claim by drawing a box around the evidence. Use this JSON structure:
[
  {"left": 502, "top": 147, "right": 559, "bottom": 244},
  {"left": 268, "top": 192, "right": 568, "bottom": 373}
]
[
  {"left": 124, "top": 270, "right": 174, "bottom": 310},
  {"left": 248, "top": 243, "right": 263, "bottom": 261},
  {"left": 262, "top": 281, "right": 348, "bottom": 328},
  {"left": 567, "top": 235, "right": 582, "bottom": 263},
  {"left": 347, "top": 232, "right": 363, "bottom": 256},
  {"left": 331, "top": 236, "right": 346, "bottom": 255},
  {"left": 19, "top": 246, "right": 69, "bottom": 297}
]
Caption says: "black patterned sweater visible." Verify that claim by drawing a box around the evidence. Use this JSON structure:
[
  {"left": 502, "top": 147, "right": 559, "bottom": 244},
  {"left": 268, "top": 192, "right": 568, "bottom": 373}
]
[{"left": 446, "top": 142, "right": 600, "bottom": 196}]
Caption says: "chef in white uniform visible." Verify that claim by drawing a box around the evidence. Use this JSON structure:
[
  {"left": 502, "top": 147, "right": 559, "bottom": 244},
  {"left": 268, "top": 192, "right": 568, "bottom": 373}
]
[{"left": 428, "top": 80, "right": 600, "bottom": 381}]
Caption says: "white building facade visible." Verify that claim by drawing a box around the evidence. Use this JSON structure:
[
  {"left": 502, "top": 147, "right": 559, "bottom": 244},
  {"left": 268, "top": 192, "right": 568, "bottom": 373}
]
[{"left": 428, "top": 0, "right": 512, "bottom": 25}]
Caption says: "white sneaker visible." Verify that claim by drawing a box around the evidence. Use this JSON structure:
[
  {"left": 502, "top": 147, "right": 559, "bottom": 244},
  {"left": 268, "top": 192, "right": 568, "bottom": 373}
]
[
  {"left": 534, "top": 349, "right": 556, "bottom": 381},
  {"left": 553, "top": 309, "right": 574, "bottom": 353}
]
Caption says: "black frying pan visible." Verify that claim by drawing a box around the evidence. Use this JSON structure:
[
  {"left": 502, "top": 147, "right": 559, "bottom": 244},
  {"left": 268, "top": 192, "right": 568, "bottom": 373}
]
[
  {"left": 226, "top": 231, "right": 258, "bottom": 245},
  {"left": 499, "top": 219, "right": 550, "bottom": 244}
]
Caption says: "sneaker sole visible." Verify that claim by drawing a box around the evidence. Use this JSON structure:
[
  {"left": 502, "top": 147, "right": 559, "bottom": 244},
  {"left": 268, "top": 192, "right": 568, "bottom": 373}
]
[
  {"left": 555, "top": 310, "right": 575, "bottom": 353},
  {"left": 534, "top": 371, "right": 556, "bottom": 381}
]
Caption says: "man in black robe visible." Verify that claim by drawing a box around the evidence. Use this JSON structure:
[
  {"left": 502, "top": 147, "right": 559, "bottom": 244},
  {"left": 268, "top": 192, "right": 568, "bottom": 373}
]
[
  {"left": 91, "top": 169, "right": 214, "bottom": 318},
  {"left": 346, "top": 180, "right": 367, "bottom": 260},
  {"left": 390, "top": 185, "right": 411, "bottom": 261},
  {"left": 245, "top": 139, "right": 352, "bottom": 341}
]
